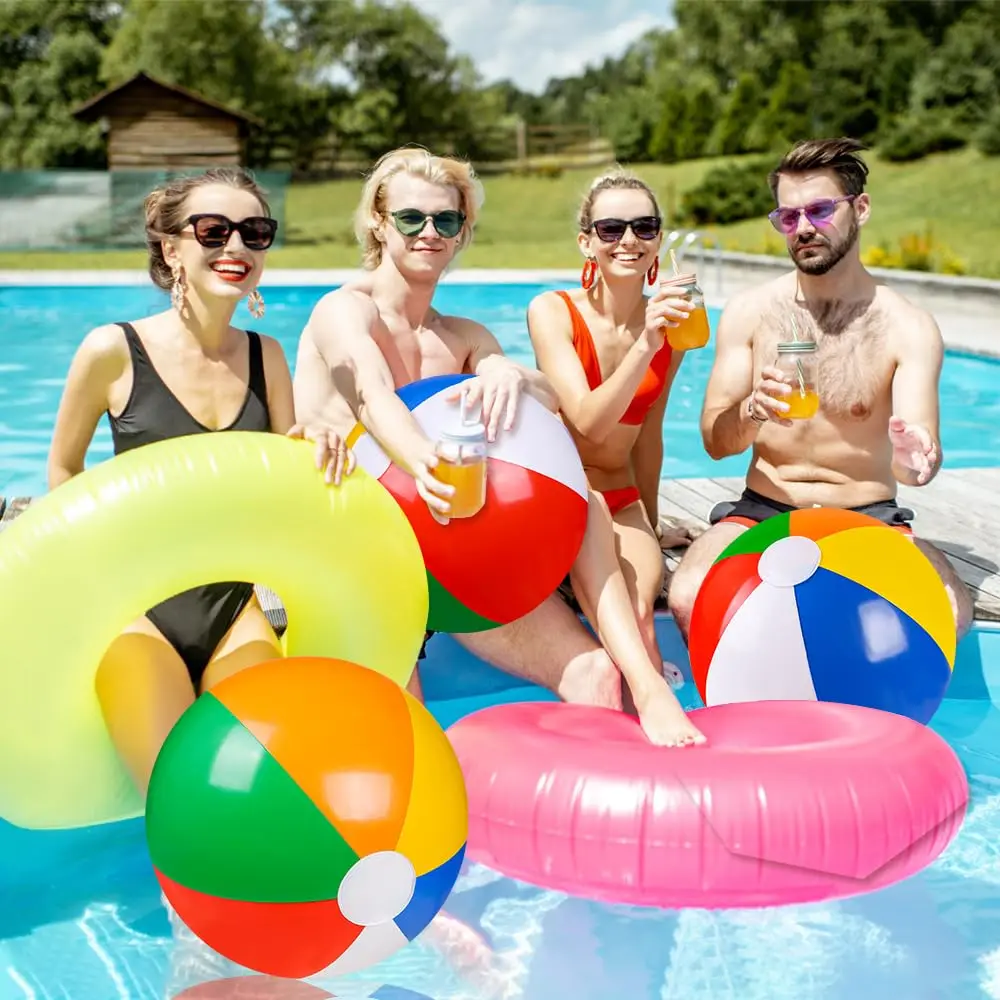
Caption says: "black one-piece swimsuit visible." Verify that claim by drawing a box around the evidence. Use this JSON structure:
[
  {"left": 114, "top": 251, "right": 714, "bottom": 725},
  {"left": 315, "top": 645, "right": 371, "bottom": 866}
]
[{"left": 107, "top": 321, "right": 271, "bottom": 686}]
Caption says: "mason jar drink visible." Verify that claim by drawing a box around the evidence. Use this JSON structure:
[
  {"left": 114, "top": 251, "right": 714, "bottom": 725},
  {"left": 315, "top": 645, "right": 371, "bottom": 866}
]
[
  {"left": 433, "top": 405, "right": 488, "bottom": 519},
  {"left": 775, "top": 340, "right": 820, "bottom": 420},
  {"left": 660, "top": 271, "right": 710, "bottom": 351}
]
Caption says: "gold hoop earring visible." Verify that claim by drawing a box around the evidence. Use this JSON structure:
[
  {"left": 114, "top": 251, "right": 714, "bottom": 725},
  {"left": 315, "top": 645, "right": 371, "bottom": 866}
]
[
  {"left": 247, "top": 288, "right": 265, "bottom": 320},
  {"left": 170, "top": 266, "right": 186, "bottom": 312}
]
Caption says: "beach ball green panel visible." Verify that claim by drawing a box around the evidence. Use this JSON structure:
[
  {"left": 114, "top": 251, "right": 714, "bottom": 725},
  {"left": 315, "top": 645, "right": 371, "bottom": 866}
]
[
  {"left": 716, "top": 511, "right": 791, "bottom": 561},
  {"left": 146, "top": 690, "right": 360, "bottom": 903}
]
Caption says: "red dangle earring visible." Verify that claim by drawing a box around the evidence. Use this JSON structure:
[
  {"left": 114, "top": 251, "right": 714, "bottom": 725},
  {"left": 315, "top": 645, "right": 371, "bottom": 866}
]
[
  {"left": 646, "top": 257, "right": 659, "bottom": 286},
  {"left": 581, "top": 258, "right": 598, "bottom": 290}
]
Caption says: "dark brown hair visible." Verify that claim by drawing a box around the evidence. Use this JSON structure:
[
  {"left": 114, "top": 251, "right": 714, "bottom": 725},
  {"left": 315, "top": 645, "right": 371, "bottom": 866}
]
[
  {"left": 768, "top": 138, "right": 870, "bottom": 201},
  {"left": 144, "top": 167, "right": 271, "bottom": 290},
  {"left": 578, "top": 167, "right": 661, "bottom": 232}
]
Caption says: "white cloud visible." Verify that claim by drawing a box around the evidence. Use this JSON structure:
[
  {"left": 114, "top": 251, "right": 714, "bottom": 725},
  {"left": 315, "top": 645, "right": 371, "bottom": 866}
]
[{"left": 410, "top": 0, "right": 675, "bottom": 93}]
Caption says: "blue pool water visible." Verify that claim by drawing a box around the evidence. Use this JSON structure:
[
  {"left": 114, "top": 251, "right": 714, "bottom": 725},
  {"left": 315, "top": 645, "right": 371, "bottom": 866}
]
[
  {"left": 1, "top": 618, "right": 999, "bottom": 999},
  {"left": 1, "top": 282, "right": 999, "bottom": 496}
]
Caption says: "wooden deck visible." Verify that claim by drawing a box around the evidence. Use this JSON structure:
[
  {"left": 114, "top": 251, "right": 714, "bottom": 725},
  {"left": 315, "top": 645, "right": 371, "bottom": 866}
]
[
  {"left": 657, "top": 468, "right": 1000, "bottom": 622},
  {"left": 3, "top": 470, "right": 999, "bottom": 622}
]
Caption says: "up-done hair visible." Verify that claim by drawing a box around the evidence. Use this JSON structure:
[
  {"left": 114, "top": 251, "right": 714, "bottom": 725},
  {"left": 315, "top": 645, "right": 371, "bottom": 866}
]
[
  {"left": 144, "top": 167, "right": 271, "bottom": 290},
  {"left": 578, "top": 167, "right": 661, "bottom": 232},
  {"left": 768, "top": 137, "right": 871, "bottom": 201},
  {"left": 354, "top": 146, "right": 485, "bottom": 269}
]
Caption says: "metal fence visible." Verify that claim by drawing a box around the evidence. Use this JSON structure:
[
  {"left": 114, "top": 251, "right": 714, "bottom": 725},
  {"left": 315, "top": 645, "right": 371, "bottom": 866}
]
[{"left": 0, "top": 169, "right": 292, "bottom": 251}]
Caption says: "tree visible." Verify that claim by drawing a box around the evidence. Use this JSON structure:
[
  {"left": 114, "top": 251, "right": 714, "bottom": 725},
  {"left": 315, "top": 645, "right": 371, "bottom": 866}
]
[{"left": 0, "top": 0, "right": 120, "bottom": 168}]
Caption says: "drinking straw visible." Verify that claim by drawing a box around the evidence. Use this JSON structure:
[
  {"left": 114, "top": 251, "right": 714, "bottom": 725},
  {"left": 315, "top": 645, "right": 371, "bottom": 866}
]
[{"left": 789, "top": 315, "right": 807, "bottom": 396}]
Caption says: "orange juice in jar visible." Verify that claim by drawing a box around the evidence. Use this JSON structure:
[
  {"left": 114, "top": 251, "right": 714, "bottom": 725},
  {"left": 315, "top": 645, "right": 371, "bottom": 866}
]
[
  {"left": 660, "top": 271, "right": 710, "bottom": 351},
  {"left": 775, "top": 341, "right": 820, "bottom": 420},
  {"left": 434, "top": 404, "right": 488, "bottom": 519}
]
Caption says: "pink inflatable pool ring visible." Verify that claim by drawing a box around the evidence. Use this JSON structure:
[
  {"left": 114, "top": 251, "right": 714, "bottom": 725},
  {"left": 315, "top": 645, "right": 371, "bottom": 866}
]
[{"left": 447, "top": 700, "right": 969, "bottom": 908}]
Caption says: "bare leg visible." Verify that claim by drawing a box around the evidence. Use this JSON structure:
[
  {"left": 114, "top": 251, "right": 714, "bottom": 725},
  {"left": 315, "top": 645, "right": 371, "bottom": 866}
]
[
  {"left": 95, "top": 618, "right": 197, "bottom": 796},
  {"left": 455, "top": 595, "right": 623, "bottom": 710},
  {"left": 567, "top": 491, "right": 703, "bottom": 746},
  {"left": 200, "top": 596, "right": 283, "bottom": 692},
  {"left": 612, "top": 501, "right": 672, "bottom": 679},
  {"left": 667, "top": 520, "right": 749, "bottom": 643},
  {"left": 912, "top": 537, "right": 975, "bottom": 640}
]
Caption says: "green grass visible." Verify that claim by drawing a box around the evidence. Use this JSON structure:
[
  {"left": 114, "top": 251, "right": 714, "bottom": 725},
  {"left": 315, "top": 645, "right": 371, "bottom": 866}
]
[{"left": 2, "top": 147, "right": 998, "bottom": 277}]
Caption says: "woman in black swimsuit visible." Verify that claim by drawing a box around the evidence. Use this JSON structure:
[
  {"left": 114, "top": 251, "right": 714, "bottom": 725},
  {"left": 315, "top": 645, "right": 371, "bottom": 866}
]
[{"left": 47, "top": 167, "right": 352, "bottom": 795}]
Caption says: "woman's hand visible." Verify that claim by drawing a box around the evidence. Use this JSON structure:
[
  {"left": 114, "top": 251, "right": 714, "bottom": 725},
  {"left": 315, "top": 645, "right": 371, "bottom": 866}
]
[
  {"left": 287, "top": 423, "right": 356, "bottom": 485},
  {"left": 642, "top": 288, "right": 694, "bottom": 347}
]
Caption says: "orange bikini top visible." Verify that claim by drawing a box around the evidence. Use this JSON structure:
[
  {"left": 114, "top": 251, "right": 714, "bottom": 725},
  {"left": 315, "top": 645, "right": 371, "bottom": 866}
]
[{"left": 555, "top": 290, "right": 672, "bottom": 426}]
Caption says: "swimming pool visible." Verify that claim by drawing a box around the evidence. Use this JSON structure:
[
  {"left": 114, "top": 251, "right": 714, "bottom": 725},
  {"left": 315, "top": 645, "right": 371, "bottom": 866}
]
[
  {"left": 1, "top": 282, "right": 999, "bottom": 496},
  {"left": 1, "top": 618, "right": 998, "bottom": 999}
]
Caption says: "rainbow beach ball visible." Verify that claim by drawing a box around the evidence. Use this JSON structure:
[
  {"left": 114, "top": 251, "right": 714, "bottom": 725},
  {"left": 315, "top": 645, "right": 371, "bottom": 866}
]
[
  {"left": 689, "top": 508, "right": 957, "bottom": 724},
  {"left": 146, "top": 657, "right": 468, "bottom": 979},
  {"left": 347, "top": 374, "right": 589, "bottom": 633}
]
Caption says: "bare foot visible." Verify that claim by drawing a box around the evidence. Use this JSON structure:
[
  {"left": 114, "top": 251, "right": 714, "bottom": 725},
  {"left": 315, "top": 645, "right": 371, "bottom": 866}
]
[
  {"left": 634, "top": 683, "right": 705, "bottom": 747},
  {"left": 557, "top": 648, "right": 623, "bottom": 710}
]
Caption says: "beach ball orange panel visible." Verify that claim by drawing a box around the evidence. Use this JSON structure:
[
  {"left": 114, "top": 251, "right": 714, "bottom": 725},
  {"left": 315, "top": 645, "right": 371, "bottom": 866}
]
[{"left": 146, "top": 657, "right": 468, "bottom": 979}]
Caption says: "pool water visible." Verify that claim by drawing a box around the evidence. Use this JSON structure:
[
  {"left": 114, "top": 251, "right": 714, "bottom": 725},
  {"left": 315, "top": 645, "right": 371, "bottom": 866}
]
[
  {"left": 1, "top": 618, "right": 999, "bottom": 1000},
  {"left": 1, "top": 283, "right": 999, "bottom": 496}
]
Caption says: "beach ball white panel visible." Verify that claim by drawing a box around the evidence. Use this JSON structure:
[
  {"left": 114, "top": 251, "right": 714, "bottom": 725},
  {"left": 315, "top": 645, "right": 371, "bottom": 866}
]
[
  {"left": 316, "top": 920, "right": 410, "bottom": 977},
  {"left": 351, "top": 429, "right": 392, "bottom": 480},
  {"left": 413, "top": 389, "right": 588, "bottom": 501},
  {"left": 704, "top": 582, "right": 817, "bottom": 706}
]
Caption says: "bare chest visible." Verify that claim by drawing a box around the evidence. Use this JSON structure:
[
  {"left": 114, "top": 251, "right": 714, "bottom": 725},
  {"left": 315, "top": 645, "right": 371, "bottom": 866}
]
[
  {"left": 118, "top": 336, "right": 250, "bottom": 428},
  {"left": 374, "top": 316, "right": 470, "bottom": 388},
  {"left": 752, "top": 301, "right": 894, "bottom": 421},
  {"left": 576, "top": 304, "right": 645, "bottom": 382}
]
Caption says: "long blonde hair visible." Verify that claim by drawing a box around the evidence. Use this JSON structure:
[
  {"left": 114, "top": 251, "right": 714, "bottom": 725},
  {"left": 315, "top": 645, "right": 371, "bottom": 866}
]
[{"left": 354, "top": 146, "right": 485, "bottom": 269}]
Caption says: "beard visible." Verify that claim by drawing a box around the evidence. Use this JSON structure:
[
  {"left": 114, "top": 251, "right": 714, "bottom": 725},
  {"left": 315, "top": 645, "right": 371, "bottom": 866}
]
[{"left": 789, "top": 216, "right": 859, "bottom": 276}]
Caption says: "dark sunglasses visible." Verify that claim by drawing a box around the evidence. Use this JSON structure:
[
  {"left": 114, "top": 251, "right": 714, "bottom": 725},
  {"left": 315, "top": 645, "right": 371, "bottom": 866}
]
[
  {"left": 186, "top": 213, "right": 279, "bottom": 251},
  {"left": 390, "top": 208, "right": 466, "bottom": 239},
  {"left": 768, "top": 196, "right": 855, "bottom": 235},
  {"left": 590, "top": 216, "right": 662, "bottom": 242}
]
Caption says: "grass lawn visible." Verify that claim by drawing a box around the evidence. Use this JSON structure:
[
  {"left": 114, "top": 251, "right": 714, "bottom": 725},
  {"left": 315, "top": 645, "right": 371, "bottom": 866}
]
[{"left": 1, "top": 147, "right": 998, "bottom": 277}]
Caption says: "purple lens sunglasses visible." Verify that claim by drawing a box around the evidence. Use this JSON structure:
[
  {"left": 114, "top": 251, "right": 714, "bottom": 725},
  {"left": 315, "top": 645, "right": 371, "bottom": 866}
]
[{"left": 768, "top": 196, "right": 856, "bottom": 235}]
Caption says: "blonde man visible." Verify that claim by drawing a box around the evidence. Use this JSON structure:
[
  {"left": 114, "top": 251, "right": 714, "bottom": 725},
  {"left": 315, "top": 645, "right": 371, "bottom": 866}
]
[{"left": 293, "top": 146, "right": 704, "bottom": 746}]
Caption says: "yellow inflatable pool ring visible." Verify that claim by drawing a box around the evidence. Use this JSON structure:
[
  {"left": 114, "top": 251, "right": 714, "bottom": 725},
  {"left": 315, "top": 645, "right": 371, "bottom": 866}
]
[{"left": 0, "top": 431, "right": 428, "bottom": 831}]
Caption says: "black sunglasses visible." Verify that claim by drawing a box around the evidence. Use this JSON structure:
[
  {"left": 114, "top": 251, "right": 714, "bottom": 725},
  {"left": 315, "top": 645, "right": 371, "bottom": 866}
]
[
  {"left": 390, "top": 208, "right": 466, "bottom": 239},
  {"left": 590, "top": 216, "right": 662, "bottom": 242},
  {"left": 186, "top": 213, "right": 279, "bottom": 251}
]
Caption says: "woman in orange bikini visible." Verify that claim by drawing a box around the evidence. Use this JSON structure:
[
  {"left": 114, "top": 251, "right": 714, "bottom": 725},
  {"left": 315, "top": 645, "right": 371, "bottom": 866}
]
[{"left": 528, "top": 169, "right": 704, "bottom": 748}]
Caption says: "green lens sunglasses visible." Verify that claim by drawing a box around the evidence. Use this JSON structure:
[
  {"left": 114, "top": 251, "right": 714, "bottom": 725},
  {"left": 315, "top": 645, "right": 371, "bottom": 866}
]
[{"left": 390, "top": 208, "right": 466, "bottom": 239}]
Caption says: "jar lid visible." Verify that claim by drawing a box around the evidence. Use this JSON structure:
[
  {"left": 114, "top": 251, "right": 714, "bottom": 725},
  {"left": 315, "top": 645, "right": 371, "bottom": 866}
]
[
  {"left": 660, "top": 271, "right": 699, "bottom": 287},
  {"left": 440, "top": 421, "right": 486, "bottom": 441},
  {"left": 777, "top": 340, "right": 817, "bottom": 353}
]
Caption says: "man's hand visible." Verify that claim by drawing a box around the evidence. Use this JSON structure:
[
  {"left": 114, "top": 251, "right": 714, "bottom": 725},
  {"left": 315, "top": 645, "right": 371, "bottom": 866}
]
[
  {"left": 409, "top": 446, "right": 456, "bottom": 525},
  {"left": 447, "top": 355, "right": 529, "bottom": 442},
  {"left": 889, "top": 415, "right": 938, "bottom": 485},
  {"left": 287, "top": 423, "right": 355, "bottom": 485}
]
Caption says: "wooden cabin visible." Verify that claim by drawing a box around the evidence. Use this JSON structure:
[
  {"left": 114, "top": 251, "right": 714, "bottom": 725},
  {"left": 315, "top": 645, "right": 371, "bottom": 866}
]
[{"left": 71, "top": 71, "right": 261, "bottom": 170}]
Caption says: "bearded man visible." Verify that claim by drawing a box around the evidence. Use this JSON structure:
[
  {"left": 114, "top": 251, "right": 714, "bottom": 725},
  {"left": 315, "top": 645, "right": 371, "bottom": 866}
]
[{"left": 667, "top": 137, "right": 973, "bottom": 642}]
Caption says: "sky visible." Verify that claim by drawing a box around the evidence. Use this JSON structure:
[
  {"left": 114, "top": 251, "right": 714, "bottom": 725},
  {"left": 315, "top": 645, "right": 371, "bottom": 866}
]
[{"left": 408, "top": 0, "right": 677, "bottom": 94}]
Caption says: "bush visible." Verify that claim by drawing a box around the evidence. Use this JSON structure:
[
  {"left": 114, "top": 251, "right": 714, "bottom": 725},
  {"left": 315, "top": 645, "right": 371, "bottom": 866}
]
[
  {"left": 680, "top": 158, "right": 774, "bottom": 226},
  {"left": 878, "top": 111, "right": 968, "bottom": 162},
  {"left": 974, "top": 107, "right": 1000, "bottom": 157},
  {"left": 860, "top": 228, "right": 966, "bottom": 275}
]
